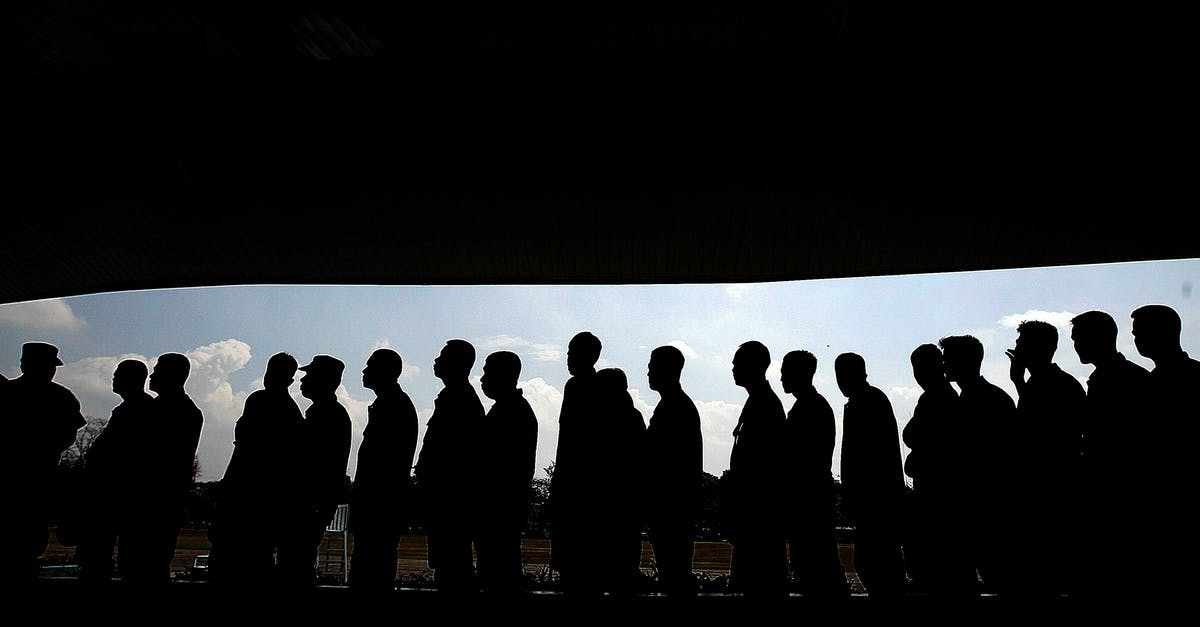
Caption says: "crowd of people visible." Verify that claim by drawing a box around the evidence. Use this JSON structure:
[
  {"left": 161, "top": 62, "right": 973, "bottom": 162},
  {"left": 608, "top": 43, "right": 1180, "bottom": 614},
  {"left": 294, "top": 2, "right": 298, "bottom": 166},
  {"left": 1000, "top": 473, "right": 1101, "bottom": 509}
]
[{"left": 0, "top": 303, "right": 1193, "bottom": 601}]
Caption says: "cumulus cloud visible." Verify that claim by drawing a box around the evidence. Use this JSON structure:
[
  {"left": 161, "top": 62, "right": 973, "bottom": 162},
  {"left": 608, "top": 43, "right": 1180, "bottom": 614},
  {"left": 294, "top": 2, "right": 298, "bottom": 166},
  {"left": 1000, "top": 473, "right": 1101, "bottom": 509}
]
[
  {"left": 0, "top": 298, "right": 86, "bottom": 331},
  {"left": 888, "top": 386, "right": 922, "bottom": 403},
  {"left": 999, "top": 310, "right": 1077, "bottom": 331},
  {"left": 474, "top": 334, "right": 563, "bottom": 362},
  {"left": 696, "top": 400, "right": 744, "bottom": 476},
  {"left": 666, "top": 340, "right": 699, "bottom": 360}
]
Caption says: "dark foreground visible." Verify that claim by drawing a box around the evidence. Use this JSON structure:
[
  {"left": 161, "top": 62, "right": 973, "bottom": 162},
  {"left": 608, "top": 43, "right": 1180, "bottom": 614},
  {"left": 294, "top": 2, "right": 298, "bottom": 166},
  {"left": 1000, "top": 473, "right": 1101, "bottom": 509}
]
[{"left": 20, "top": 577, "right": 1147, "bottom": 626}]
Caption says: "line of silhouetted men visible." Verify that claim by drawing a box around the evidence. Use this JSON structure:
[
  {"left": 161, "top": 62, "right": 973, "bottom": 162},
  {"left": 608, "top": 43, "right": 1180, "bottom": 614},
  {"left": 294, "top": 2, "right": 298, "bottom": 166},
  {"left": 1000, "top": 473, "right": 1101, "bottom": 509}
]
[{"left": 1, "top": 303, "right": 1194, "bottom": 601}]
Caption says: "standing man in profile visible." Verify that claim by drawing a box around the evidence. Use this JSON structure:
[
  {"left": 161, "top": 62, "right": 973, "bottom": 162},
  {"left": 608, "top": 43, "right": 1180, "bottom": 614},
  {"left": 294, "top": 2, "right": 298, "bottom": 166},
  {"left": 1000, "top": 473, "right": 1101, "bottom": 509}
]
[
  {"left": 348, "top": 348, "right": 419, "bottom": 592},
  {"left": 835, "top": 352, "right": 906, "bottom": 599},
  {"left": 76, "top": 359, "right": 154, "bottom": 586},
  {"left": 939, "top": 334, "right": 1016, "bottom": 593},
  {"left": 278, "top": 355, "right": 351, "bottom": 587},
  {"left": 414, "top": 339, "right": 485, "bottom": 593},
  {"left": 780, "top": 350, "right": 849, "bottom": 599},
  {"left": 208, "top": 352, "right": 304, "bottom": 587},
  {"left": 1070, "top": 311, "right": 1152, "bottom": 600},
  {"left": 903, "top": 343, "right": 976, "bottom": 597},
  {"left": 644, "top": 345, "right": 703, "bottom": 597},
  {"left": 1005, "top": 320, "right": 1086, "bottom": 597},
  {"left": 1131, "top": 304, "right": 1200, "bottom": 594},
  {"left": 549, "top": 331, "right": 603, "bottom": 593},
  {"left": 0, "top": 342, "right": 85, "bottom": 586},
  {"left": 475, "top": 350, "right": 538, "bottom": 594},
  {"left": 724, "top": 340, "right": 787, "bottom": 597},
  {"left": 121, "top": 352, "right": 204, "bottom": 586}
]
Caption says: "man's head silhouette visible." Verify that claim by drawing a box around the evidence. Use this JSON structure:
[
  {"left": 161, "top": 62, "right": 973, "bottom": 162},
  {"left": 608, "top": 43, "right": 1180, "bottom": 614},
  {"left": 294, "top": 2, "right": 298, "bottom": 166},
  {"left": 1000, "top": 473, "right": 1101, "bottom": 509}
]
[
  {"left": 1131, "top": 304, "right": 1183, "bottom": 362},
  {"left": 362, "top": 348, "right": 403, "bottom": 392},
  {"left": 481, "top": 351, "right": 521, "bottom": 401},
  {"left": 732, "top": 341, "right": 770, "bottom": 389},
  {"left": 648, "top": 345, "right": 685, "bottom": 393},
  {"left": 938, "top": 335, "right": 984, "bottom": 384},
  {"left": 1071, "top": 310, "right": 1119, "bottom": 366},
  {"left": 434, "top": 340, "right": 475, "bottom": 383},
  {"left": 112, "top": 359, "right": 148, "bottom": 397},
  {"left": 149, "top": 353, "right": 190, "bottom": 394},
  {"left": 780, "top": 350, "right": 817, "bottom": 395},
  {"left": 834, "top": 352, "right": 868, "bottom": 398},
  {"left": 567, "top": 332, "right": 601, "bottom": 377}
]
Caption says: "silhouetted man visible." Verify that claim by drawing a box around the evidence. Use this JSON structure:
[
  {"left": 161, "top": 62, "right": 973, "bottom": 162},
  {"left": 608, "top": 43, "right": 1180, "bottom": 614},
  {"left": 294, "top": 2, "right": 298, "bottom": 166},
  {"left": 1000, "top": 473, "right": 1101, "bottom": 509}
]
[
  {"left": 939, "top": 334, "right": 1015, "bottom": 593},
  {"left": 278, "top": 355, "right": 351, "bottom": 587},
  {"left": 1131, "top": 304, "right": 1199, "bottom": 594},
  {"left": 1070, "top": 310, "right": 1152, "bottom": 600},
  {"left": 725, "top": 341, "right": 787, "bottom": 597},
  {"left": 903, "top": 344, "right": 977, "bottom": 598},
  {"left": 836, "top": 352, "right": 906, "bottom": 599},
  {"left": 120, "top": 353, "right": 203, "bottom": 586},
  {"left": 780, "top": 350, "right": 850, "bottom": 599},
  {"left": 0, "top": 342, "right": 85, "bottom": 585},
  {"left": 208, "top": 352, "right": 304, "bottom": 587},
  {"left": 644, "top": 346, "right": 703, "bottom": 597},
  {"left": 414, "top": 340, "right": 485, "bottom": 592},
  {"left": 76, "top": 359, "right": 153, "bottom": 586},
  {"left": 348, "top": 348, "right": 419, "bottom": 592},
  {"left": 1005, "top": 320, "right": 1086, "bottom": 597},
  {"left": 475, "top": 351, "right": 538, "bottom": 594},
  {"left": 550, "top": 331, "right": 603, "bottom": 593},
  {"left": 592, "top": 367, "right": 647, "bottom": 595}
]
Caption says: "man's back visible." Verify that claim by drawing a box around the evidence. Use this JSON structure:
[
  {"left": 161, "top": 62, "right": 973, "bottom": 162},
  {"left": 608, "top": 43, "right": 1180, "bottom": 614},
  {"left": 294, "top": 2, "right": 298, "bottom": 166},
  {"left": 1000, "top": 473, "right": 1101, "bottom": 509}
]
[{"left": 645, "top": 389, "right": 702, "bottom": 524}]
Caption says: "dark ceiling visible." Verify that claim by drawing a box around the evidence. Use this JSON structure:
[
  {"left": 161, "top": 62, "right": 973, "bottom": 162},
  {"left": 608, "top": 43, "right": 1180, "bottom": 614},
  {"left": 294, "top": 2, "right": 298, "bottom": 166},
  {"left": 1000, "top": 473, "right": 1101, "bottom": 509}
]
[{"left": 3, "top": 2, "right": 1192, "bottom": 304}]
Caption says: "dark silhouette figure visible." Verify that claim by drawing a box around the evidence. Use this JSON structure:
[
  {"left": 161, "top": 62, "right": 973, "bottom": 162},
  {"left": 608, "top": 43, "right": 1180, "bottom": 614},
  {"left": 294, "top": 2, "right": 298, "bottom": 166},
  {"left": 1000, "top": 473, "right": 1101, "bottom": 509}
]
[
  {"left": 120, "top": 353, "right": 203, "bottom": 586},
  {"left": 644, "top": 346, "right": 703, "bottom": 597},
  {"left": 591, "top": 367, "right": 647, "bottom": 595},
  {"left": 414, "top": 340, "right": 485, "bottom": 592},
  {"left": 0, "top": 342, "right": 85, "bottom": 585},
  {"left": 549, "top": 331, "right": 603, "bottom": 592},
  {"left": 1005, "top": 320, "right": 1086, "bottom": 598},
  {"left": 1131, "top": 304, "right": 1200, "bottom": 595},
  {"left": 835, "top": 353, "right": 906, "bottom": 599},
  {"left": 208, "top": 352, "right": 304, "bottom": 587},
  {"left": 277, "top": 355, "right": 351, "bottom": 587},
  {"left": 75, "top": 359, "right": 154, "bottom": 586},
  {"left": 1070, "top": 310, "right": 1153, "bottom": 600},
  {"left": 724, "top": 341, "right": 788, "bottom": 597},
  {"left": 475, "top": 351, "right": 538, "bottom": 595},
  {"left": 348, "top": 348, "right": 419, "bottom": 592},
  {"left": 939, "top": 335, "right": 1015, "bottom": 593},
  {"left": 902, "top": 344, "right": 978, "bottom": 598},
  {"left": 780, "top": 350, "right": 850, "bottom": 599}
]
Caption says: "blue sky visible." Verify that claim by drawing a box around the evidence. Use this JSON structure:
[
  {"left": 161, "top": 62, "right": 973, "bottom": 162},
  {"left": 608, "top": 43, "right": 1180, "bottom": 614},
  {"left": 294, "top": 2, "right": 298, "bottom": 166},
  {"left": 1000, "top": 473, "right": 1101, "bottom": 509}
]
[{"left": 2, "top": 258, "right": 1196, "bottom": 483}]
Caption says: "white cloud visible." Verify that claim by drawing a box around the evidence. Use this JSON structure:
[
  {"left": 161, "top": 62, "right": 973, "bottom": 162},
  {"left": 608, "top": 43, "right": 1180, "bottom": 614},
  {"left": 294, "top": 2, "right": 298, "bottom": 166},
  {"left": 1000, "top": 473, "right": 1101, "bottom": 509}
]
[
  {"left": 57, "top": 353, "right": 150, "bottom": 419},
  {"left": 999, "top": 309, "right": 1077, "bottom": 331},
  {"left": 0, "top": 298, "right": 85, "bottom": 331},
  {"left": 696, "top": 399, "right": 744, "bottom": 477},
  {"left": 666, "top": 340, "right": 699, "bottom": 360},
  {"left": 474, "top": 334, "right": 563, "bottom": 362},
  {"left": 888, "top": 385, "right": 922, "bottom": 403}
]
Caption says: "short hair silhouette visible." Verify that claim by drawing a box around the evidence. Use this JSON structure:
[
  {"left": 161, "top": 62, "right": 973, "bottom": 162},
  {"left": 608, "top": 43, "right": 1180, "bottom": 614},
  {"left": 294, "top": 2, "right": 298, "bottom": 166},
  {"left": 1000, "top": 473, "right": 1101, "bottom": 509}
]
[
  {"left": 441, "top": 339, "right": 476, "bottom": 375},
  {"left": 834, "top": 352, "right": 866, "bottom": 376},
  {"left": 597, "top": 367, "right": 629, "bottom": 391},
  {"left": 736, "top": 341, "right": 771, "bottom": 374},
  {"left": 485, "top": 350, "right": 522, "bottom": 385},
  {"left": 569, "top": 332, "right": 602, "bottom": 363},
  {"left": 1071, "top": 310, "right": 1118, "bottom": 342},
  {"left": 154, "top": 353, "right": 191, "bottom": 385},
  {"left": 650, "top": 345, "right": 685, "bottom": 376},
  {"left": 367, "top": 348, "right": 404, "bottom": 380},
  {"left": 910, "top": 343, "right": 942, "bottom": 369},
  {"left": 783, "top": 350, "right": 817, "bottom": 378},
  {"left": 1016, "top": 319, "right": 1059, "bottom": 351},
  {"left": 938, "top": 335, "right": 984, "bottom": 368},
  {"left": 1131, "top": 304, "right": 1182, "bottom": 335},
  {"left": 266, "top": 352, "right": 299, "bottom": 377},
  {"left": 115, "top": 358, "right": 149, "bottom": 381}
]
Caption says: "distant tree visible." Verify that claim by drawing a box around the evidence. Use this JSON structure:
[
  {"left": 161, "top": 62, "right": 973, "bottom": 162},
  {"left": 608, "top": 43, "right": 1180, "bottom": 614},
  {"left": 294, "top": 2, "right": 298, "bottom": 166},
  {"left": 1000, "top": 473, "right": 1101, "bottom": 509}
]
[{"left": 58, "top": 415, "right": 106, "bottom": 471}]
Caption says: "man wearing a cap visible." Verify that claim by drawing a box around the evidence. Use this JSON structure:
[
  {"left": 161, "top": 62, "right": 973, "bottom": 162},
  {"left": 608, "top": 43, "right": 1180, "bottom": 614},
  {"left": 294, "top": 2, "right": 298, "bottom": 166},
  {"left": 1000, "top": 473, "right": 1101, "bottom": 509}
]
[
  {"left": 278, "top": 354, "right": 351, "bottom": 586},
  {"left": 0, "top": 342, "right": 85, "bottom": 584},
  {"left": 414, "top": 339, "right": 485, "bottom": 592}
]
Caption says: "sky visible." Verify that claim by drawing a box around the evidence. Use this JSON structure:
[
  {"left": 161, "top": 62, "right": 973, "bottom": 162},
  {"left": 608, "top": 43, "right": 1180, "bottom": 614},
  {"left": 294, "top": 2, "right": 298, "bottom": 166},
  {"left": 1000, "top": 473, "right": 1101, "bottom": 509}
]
[{"left": 1, "top": 258, "right": 1196, "bottom": 484}]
